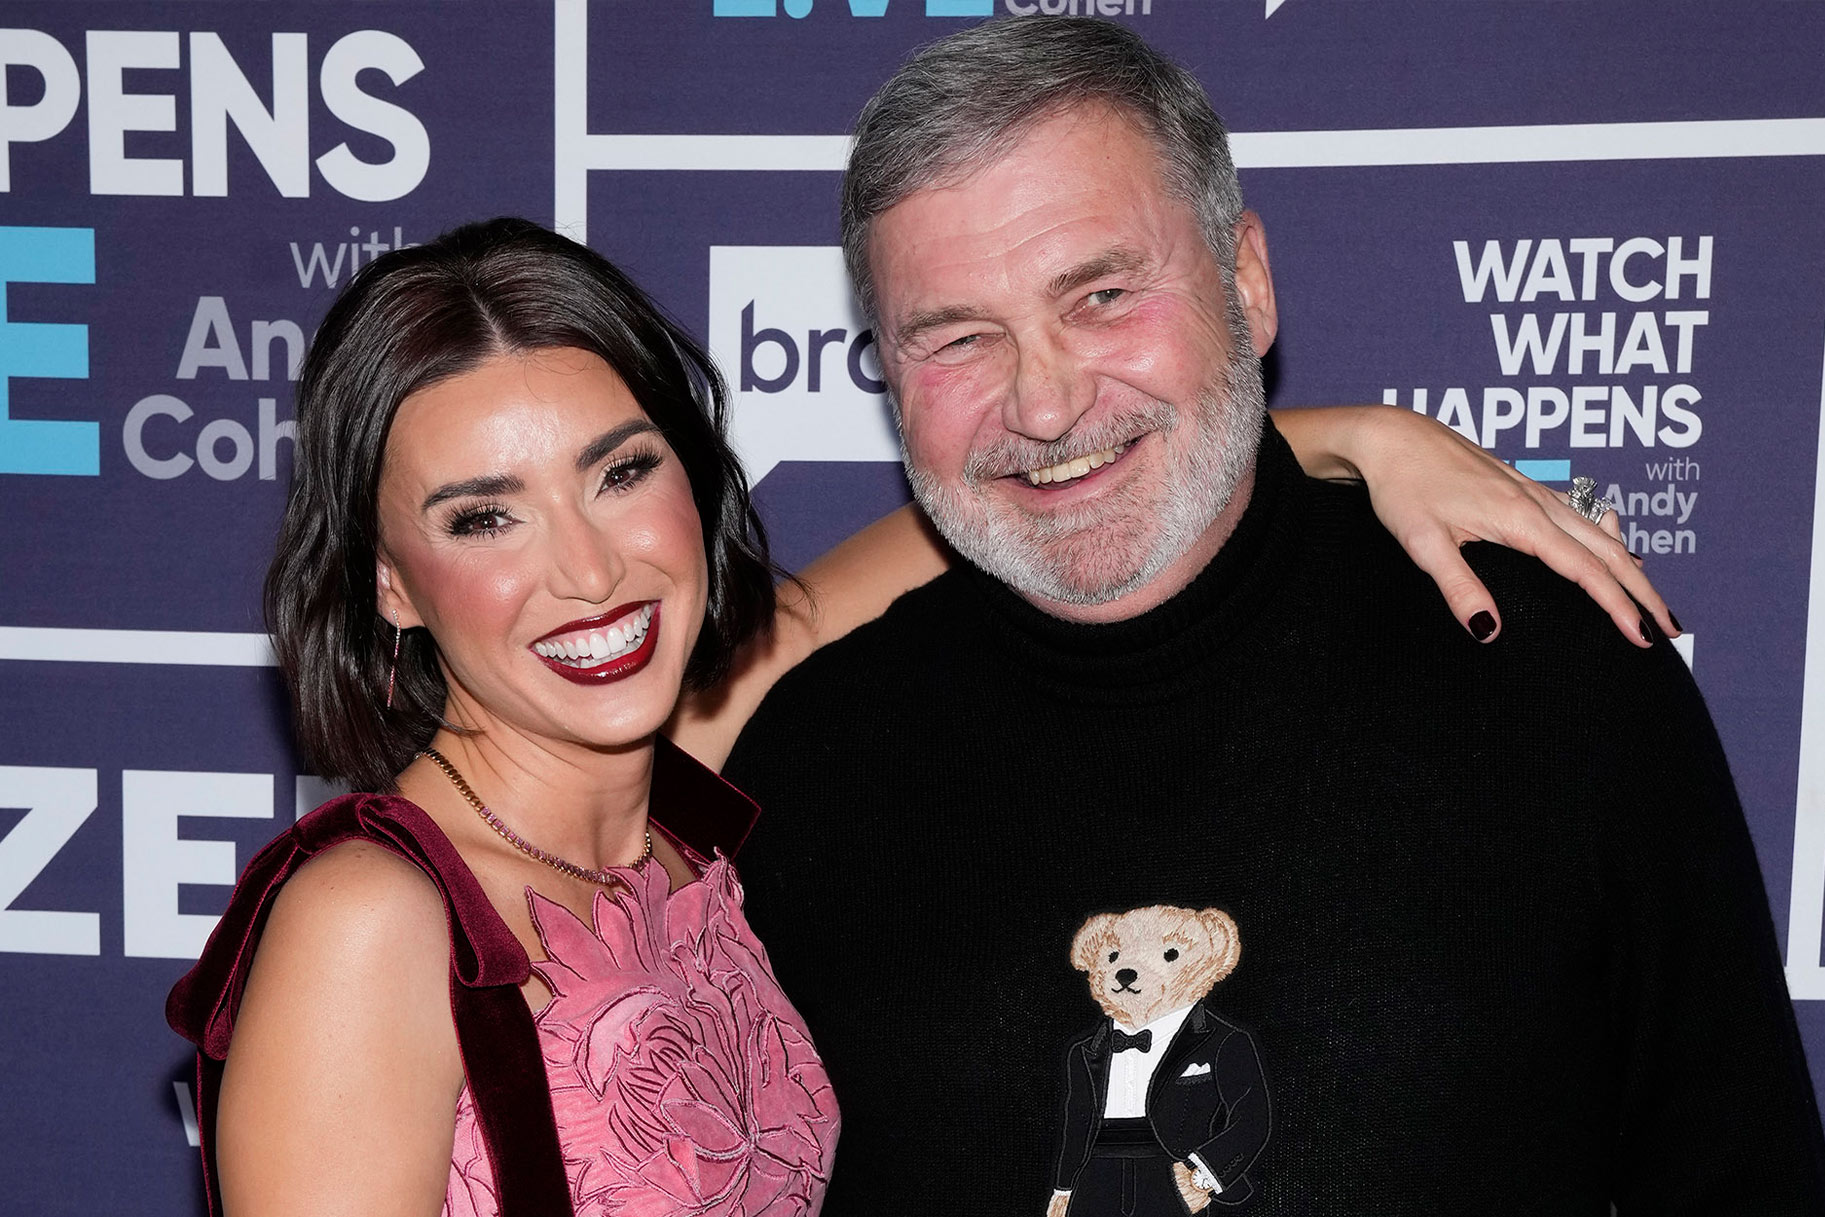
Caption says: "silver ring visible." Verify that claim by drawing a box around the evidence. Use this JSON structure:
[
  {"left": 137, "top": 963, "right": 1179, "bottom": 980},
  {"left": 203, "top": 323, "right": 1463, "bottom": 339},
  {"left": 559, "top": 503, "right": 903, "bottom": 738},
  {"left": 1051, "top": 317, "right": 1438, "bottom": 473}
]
[{"left": 1567, "top": 475, "right": 1616, "bottom": 526}]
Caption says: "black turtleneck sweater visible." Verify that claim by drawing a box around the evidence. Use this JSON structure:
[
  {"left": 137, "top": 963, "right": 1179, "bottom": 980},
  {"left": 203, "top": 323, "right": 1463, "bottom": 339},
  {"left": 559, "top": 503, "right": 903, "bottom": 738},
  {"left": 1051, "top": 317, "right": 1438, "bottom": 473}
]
[{"left": 725, "top": 425, "right": 1825, "bottom": 1215}]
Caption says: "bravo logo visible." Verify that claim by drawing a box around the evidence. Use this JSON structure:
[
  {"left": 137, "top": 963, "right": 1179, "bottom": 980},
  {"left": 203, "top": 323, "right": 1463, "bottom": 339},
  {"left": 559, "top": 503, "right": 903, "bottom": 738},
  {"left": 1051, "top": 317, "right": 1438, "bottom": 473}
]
[
  {"left": 1, "top": 28, "right": 428, "bottom": 200},
  {"left": 708, "top": 247, "right": 899, "bottom": 484}
]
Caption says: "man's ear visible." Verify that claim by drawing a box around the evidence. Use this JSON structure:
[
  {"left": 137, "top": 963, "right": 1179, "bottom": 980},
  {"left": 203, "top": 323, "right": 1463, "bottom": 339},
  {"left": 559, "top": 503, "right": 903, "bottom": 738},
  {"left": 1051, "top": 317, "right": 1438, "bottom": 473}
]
[
  {"left": 1230, "top": 210, "right": 1278, "bottom": 357},
  {"left": 375, "top": 557, "right": 424, "bottom": 631}
]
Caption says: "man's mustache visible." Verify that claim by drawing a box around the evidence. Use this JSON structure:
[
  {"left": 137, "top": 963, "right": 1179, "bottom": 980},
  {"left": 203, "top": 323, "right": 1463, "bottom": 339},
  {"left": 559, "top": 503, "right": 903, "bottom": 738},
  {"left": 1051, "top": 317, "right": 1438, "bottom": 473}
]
[{"left": 962, "top": 401, "right": 1179, "bottom": 483}]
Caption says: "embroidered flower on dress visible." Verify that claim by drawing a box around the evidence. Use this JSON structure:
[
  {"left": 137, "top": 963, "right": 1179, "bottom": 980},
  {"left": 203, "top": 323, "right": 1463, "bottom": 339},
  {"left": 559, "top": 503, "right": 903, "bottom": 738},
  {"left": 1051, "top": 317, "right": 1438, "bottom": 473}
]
[
  {"left": 446, "top": 1088, "right": 496, "bottom": 1217},
  {"left": 445, "top": 857, "right": 838, "bottom": 1217}
]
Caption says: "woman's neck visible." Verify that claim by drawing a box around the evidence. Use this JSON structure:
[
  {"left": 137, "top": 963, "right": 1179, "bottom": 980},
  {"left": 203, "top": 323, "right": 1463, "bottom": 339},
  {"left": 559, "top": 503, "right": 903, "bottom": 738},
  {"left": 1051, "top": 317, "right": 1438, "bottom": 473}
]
[{"left": 413, "top": 725, "right": 656, "bottom": 874}]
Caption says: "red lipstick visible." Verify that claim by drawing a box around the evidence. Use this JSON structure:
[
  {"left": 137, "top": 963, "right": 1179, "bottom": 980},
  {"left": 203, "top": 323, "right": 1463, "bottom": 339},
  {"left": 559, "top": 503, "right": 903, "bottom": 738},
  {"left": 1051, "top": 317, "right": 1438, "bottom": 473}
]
[{"left": 530, "top": 602, "right": 661, "bottom": 686}]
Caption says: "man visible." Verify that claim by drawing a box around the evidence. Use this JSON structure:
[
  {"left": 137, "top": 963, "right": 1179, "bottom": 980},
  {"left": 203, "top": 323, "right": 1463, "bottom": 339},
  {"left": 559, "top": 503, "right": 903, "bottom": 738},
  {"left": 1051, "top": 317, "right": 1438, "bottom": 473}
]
[{"left": 724, "top": 17, "right": 1825, "bottom": 1214}]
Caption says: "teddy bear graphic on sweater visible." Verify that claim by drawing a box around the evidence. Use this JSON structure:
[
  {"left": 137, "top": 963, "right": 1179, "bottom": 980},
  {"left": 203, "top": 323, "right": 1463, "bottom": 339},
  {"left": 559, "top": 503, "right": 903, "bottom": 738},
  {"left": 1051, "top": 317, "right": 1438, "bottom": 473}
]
[{"left": 1047, "top": 905, "right": 1271, "bottom": 1217}]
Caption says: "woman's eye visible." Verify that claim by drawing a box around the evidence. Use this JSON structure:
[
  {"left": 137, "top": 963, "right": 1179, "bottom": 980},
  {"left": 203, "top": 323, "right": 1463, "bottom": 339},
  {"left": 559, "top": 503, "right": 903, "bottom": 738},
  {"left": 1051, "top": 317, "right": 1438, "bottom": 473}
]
[
  {"left": 448, "top": 505, "right": 513, "bottom": 537},
  {"left": 601, "top": 451, "right": 662, "bottom": 493}
]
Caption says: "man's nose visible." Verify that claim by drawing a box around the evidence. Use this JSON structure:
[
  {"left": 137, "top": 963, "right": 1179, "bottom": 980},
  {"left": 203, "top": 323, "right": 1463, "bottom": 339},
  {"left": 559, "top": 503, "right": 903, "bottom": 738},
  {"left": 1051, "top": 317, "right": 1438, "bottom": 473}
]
[
  {"left": 1004, "top": 333, "right": 1093, "bottom": 443},
  {"left": 547, "top": 509, "right": 623, "bottom": 603}
]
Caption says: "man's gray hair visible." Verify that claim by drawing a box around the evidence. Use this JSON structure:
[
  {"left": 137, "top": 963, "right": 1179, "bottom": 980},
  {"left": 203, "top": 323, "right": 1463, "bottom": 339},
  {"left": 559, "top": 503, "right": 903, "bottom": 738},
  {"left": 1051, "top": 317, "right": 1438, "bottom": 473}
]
[{"left": 840, "top": 17, "right": 1245, "bottom": 319}]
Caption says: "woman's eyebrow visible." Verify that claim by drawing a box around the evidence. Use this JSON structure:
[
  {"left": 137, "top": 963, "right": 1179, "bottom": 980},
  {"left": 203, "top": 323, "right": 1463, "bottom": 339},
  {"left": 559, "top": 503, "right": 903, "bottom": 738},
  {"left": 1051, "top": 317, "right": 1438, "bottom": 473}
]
[
  {"left": 418, "top": 421, "right": 659, "bottom": 512},
  {"left": 575, "top": 420, "right": 660, "bottom": 472},
  {"left": 421, "top": 473, "right": 524, "bottom": 513}
]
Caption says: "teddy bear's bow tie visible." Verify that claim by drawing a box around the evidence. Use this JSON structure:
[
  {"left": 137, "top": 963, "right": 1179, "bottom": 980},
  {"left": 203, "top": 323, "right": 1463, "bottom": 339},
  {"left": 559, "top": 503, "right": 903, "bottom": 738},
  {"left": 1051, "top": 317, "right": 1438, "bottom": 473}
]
[{"left": 1112, "top": 1028, "right": 1153, "bottom": 1054}]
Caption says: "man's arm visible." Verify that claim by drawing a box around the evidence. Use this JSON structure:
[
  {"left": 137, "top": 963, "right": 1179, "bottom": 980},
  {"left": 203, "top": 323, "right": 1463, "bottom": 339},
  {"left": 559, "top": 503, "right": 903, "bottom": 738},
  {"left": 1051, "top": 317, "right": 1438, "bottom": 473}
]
[{"left": 1589, "top": 642, "right": 1825, "bottom": 1211}]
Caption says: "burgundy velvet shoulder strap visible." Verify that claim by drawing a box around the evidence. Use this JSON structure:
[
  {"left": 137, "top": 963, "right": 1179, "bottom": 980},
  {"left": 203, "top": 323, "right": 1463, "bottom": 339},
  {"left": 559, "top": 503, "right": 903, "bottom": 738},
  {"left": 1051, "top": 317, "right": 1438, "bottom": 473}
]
[
  {"left": 651, "top": 733, "right": 762, "bottom": 859},
  {"left": 165, "top": 794, "right": 573, "bottom": 1217}
]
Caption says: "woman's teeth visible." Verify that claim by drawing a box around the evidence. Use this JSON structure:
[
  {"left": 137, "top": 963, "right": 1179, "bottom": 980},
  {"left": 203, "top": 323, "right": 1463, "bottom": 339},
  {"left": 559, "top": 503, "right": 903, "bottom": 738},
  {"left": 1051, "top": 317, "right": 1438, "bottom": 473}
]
[
  {"left": 1025, "top": 443, "right": 1127, "bottom": 486},
  {"left": 533, "top": 604, "right": 654, "bottom": 667}
]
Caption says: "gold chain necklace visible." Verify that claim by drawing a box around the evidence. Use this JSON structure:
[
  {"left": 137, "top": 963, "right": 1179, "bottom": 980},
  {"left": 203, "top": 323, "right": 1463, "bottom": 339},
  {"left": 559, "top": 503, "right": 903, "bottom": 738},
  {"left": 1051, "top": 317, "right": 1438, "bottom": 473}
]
[{"left": 420, "top": 748, "right": 652, "bottom": 886}]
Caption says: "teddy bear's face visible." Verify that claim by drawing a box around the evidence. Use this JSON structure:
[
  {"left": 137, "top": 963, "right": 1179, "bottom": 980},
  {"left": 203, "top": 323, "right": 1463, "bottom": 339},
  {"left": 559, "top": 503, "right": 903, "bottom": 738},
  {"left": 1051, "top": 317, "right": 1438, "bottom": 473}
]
[{"left": 1069, "top": 905, "right": 1240, "bottom": 1029}]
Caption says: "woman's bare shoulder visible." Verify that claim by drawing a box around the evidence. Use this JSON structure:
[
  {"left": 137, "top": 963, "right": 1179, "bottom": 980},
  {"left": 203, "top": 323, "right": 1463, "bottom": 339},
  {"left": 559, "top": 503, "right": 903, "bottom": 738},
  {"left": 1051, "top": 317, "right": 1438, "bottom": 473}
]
[
  {"left": 248, "top": 838, "right": 451, "bottom": 997},
  {"left": 216, "top": 839, "right": 463, "bottom": 1215}
]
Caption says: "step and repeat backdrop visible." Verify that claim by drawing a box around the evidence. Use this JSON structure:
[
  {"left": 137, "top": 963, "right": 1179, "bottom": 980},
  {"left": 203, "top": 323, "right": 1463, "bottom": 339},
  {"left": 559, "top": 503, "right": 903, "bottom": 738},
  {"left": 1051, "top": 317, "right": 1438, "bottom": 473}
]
[{"left": 2, "top": 1, "right": 1823, "bottom": 1211}]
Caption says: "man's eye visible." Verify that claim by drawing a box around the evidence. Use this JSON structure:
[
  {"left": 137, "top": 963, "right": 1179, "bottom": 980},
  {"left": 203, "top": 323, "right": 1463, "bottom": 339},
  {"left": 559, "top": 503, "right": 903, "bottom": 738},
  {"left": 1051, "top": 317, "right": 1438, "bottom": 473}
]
[
  {"left": 941, "top": 333, "right": 980, "bottom": 352},
  {"left": 1087, "top": 287, "right": 1126, "bottom": 306}
]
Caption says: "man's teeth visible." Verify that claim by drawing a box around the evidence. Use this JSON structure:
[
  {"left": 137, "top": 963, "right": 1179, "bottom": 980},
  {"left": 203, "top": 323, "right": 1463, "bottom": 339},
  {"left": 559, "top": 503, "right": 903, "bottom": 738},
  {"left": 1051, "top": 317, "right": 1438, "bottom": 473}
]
[
  {"left": 532, "top": 604, "right": 654, "bottom": 667},
  {"left": 1025, "top": 443, "right": 1127, "bottom": 486}
]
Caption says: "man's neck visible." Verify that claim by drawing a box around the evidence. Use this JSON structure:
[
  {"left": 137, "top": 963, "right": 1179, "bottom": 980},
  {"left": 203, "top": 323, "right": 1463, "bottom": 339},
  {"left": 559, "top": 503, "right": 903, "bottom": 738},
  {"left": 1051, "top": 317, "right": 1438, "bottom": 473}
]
[{"left": 1023, "top": 461, "right": 1258, "bottom": 625}]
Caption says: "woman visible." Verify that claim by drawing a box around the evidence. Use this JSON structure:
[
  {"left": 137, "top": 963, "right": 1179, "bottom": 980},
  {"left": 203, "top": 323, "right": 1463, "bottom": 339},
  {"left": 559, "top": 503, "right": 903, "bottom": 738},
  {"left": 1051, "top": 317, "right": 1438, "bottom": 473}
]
[
  {"left": 169, "top": 218, "right": 834, "bottom": 1217},
  {"left": 168, "top": 216, "right": 1665, "bottom": 1217}
]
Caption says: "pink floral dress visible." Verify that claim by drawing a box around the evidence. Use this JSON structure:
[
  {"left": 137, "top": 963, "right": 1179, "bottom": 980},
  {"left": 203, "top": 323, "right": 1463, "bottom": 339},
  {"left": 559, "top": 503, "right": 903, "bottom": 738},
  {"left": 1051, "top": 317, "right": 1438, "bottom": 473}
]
[{"left": 443, "top": 856, "right": 839, "bottom": 1217}]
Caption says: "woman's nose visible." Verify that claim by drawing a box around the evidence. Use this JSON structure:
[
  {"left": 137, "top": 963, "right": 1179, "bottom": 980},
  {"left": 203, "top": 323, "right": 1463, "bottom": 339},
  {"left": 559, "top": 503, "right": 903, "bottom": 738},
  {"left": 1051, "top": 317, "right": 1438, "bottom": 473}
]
[{"left": 547, "top": 510, "right": 624, "bottom": 603}]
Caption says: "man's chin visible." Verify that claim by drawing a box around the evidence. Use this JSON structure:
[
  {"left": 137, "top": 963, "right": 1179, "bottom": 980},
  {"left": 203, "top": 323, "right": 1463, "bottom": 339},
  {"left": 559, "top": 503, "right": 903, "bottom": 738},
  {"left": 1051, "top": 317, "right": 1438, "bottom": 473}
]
[
  {"left": 911, "top": 483, "right": 1179, "bottom": 609},
  {"left": 996, "top": 534, "right": 1170, "bottom": 608}
]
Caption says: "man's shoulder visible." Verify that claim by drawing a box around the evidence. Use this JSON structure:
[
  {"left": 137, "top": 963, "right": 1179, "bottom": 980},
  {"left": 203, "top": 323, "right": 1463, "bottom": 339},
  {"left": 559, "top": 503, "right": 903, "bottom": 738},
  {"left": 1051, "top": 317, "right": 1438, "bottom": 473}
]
[
  {"left": 1459, "top": 534, "right": 1678, "bottom": 673},
  {"left": 772, "top": 568, "right": 977, "bottom": 696},
  {"left": 1304, "top": 475, "right": 1676, "bottom": 670},
  {"left": 733, "top": 568, "right": 979, "bottom": 746}
]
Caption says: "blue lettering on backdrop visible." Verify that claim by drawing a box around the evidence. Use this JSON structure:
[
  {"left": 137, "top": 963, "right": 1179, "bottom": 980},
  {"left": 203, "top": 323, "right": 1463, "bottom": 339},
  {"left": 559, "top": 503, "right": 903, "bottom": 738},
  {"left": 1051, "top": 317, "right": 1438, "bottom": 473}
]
[
  {"left": 713, "top": 0, "right": 995, "bottom": 17},
  {"left": 0, "top": 226, "right": 95, "bottom": 476}
]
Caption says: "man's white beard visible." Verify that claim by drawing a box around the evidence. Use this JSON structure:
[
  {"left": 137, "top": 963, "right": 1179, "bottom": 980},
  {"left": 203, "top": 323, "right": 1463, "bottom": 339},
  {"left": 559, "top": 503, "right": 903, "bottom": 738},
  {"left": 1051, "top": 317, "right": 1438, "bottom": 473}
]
[{"left": 904, "top": 313, "right": 1266, "bottom": 610}]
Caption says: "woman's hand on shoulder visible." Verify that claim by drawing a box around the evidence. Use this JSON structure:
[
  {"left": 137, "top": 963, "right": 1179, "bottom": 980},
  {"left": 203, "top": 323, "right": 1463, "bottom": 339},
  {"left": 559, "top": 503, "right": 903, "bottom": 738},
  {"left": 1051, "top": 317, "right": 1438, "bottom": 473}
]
[
  {"left": 216, "top": 840, "right": 461, "bottom": 1217},
  {"left": 1274, "top": 404, "right": 1677, "bottom": 646}
]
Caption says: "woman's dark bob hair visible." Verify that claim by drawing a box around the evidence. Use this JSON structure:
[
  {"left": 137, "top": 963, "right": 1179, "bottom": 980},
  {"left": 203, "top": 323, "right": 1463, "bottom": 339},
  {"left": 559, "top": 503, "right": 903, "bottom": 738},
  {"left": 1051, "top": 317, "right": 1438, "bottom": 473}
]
[{"left": 265, "top": 217, "right": 776, "bottom": 792}]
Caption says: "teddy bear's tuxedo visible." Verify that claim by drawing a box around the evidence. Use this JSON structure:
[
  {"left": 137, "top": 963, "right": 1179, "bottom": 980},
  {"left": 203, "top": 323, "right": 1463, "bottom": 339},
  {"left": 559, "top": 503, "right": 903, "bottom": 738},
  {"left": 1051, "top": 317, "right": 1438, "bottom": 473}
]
[{"left": 1055, "top": 995, "right": 1270, "bottom": 1212}]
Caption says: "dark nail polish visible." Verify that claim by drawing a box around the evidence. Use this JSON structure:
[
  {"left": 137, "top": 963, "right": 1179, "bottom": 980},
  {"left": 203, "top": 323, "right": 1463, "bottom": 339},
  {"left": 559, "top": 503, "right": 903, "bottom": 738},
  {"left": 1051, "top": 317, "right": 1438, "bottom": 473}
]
[
  {"left": 1639, "top": 618, "right": 1652, "bottom": 644},
  {"left": 1669, "top": 611, "right": 1683, "bottom": 633},
  {"left": 1469, "top": 611, "right": 1497, "bottom": 641}
]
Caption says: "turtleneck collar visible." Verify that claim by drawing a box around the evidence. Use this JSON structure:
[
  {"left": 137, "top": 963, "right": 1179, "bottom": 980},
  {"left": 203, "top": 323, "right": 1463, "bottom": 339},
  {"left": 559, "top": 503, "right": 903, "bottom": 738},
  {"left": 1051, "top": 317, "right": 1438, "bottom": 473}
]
[{"left": 958, "top": 420, "right": 1308, "bottom": 690}]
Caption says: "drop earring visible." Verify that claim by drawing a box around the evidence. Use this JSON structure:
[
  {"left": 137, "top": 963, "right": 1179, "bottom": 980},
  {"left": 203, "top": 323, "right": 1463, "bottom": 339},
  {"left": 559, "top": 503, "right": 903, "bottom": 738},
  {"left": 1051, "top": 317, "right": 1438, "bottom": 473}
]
[{"left": 385, "top": 609, "right": 401, "bottom": 709}]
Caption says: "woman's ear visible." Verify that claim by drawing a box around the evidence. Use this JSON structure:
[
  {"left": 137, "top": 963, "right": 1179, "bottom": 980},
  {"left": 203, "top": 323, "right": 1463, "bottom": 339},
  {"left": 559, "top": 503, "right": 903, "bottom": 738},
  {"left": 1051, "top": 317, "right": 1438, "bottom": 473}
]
[{"left": 375, "top": 557, "right": 424, "bottom": 630}]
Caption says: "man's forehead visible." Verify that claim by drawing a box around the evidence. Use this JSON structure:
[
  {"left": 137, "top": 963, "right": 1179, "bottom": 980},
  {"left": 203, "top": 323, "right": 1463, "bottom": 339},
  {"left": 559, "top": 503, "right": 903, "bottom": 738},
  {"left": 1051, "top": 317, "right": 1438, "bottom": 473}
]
[
  {"left": 897, "top": 103, "right": 1168, "bottom": 216},
  {"left": 869, "top": 112, "right": 1184, "bottom": 315}
]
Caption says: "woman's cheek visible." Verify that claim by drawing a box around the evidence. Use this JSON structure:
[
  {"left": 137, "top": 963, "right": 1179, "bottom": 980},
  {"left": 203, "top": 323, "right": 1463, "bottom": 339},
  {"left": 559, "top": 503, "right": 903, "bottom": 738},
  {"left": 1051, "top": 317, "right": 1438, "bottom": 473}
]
[
  {"left": 437, "top": 556, "right": 540, "bottom": 653},
  {"left": 643, "top": 495, "right": 711, "bottom": 663},
  {"left": 635, "top": 485, "right": 711, "bottom": 605}
]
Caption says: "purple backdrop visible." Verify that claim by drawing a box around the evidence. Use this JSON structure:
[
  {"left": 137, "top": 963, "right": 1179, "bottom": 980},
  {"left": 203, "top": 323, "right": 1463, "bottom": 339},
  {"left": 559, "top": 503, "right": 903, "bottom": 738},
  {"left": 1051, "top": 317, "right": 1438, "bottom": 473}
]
[{"left": 2, "top": 3, "right": 1823, "bottom": 1212}]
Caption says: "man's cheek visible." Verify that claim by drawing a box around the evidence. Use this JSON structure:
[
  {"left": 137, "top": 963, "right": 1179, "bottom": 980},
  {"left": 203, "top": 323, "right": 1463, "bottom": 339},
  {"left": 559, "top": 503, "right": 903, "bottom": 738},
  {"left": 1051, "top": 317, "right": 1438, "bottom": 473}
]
[
  {"left": 900, "top": 379, "right": 974, "bottom": 465},
  {"left": 909, "top": 363, "right": 1006, "bottom": 437}
]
